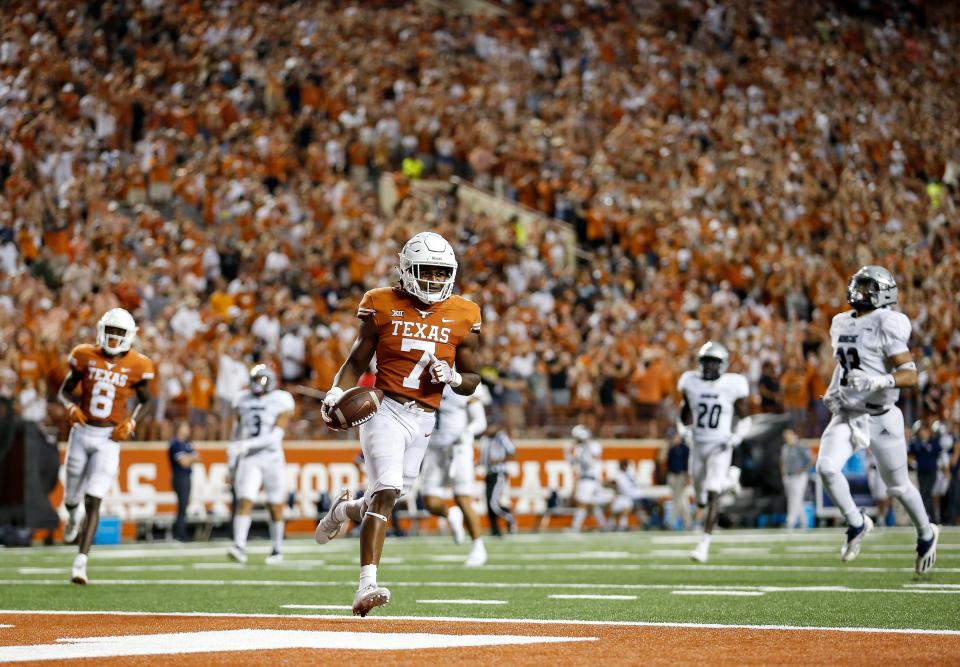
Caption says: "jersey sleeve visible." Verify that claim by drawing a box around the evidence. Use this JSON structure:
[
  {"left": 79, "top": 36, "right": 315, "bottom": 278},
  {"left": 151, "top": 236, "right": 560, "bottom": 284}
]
[
  {"left": 138, "top": 355, "right": 156, "bottom": 383},
  {"left": 467, "top": 300, "right": 481, "bottom": 334},
  {"left": 67, "top": 345, "right": 88, "bottom": 371},
  {"left": 357, "top": 290, "right": 378, "bottom": 325},
  {"left": 880, "top": 311, "right": 911, "bottom": 357},
  {"left": 277, "top": 390, "right": 296, "bottom": 414},
  {"left": 734, "top": 374, "right": 750, "bottom": 400},
  {"left": 677, "top": 371, "right": 693, "bottom": 394}
]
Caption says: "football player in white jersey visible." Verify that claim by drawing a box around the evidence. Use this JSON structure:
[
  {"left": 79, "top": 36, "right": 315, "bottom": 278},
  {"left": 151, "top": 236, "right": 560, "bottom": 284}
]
[
  {"left": 815, "top": 266, "right": 938, "bottom": 574},
  {"left": 566, "top": 425, "right": 608, "bottom": 532},
  {"left": 677, "top": 342, "right": 751, "bottom": 563},
  {"left": 227, "top": 365, "right": 295, "bottom": 565},
  {"left": 421, "top": 384, "right": 489, "bottom": 566}
]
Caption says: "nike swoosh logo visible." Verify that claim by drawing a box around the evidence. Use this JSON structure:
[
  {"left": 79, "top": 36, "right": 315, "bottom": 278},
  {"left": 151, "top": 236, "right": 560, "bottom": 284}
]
[{"left": 442, "top": 318, "right": 455, "bottom": 323}]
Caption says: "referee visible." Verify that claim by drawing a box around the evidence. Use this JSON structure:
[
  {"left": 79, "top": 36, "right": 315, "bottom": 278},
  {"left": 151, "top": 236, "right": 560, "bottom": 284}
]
[{"left": 479, "top": 425, "right": 517, "bottom": 536}]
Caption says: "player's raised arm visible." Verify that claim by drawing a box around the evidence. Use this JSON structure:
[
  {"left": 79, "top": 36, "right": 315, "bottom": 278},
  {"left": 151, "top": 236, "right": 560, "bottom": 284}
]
[{"left": 322, "top": 318, "right": 378, "bottom": 423}]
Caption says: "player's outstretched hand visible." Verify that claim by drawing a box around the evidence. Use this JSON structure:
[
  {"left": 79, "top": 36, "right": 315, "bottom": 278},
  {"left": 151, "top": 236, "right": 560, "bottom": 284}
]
[
  {"left": 66, "top": 404, "right": 87, "bottom": 425},
  {"left": 428, "top": 353, "right": 462, "bottom": 387},
  {"left": 321, "top": 386, "right": 345, "bottom": 424},
  {"left": 847, "top": 369, "right": 895, "bottom": 393},
  {"left": 822, "top": 391, "right": 844, "bottom": 415},
  {"left": 113, "top": 418, "right": 136, "bottom": 441}
]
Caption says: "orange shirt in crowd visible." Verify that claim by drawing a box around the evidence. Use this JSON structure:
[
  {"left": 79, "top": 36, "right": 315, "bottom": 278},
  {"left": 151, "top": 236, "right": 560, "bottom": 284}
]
[{"left": 781, "top": 368, "right": 810, "bottom": 410}]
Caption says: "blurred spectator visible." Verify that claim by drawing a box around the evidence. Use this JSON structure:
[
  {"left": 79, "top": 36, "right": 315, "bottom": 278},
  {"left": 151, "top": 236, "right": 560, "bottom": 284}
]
[
  {"left": 187, "top": 360, "right": 215, "bottom": 436},
  {"left": 758, "top": 362, "right": 783, "bottom": 414},
  {"left": 660, "top": 428, "right": 692, "bottom": 530},
  {"left": 479, "top": 423, "right": 517, "bottom": 537},
  {"left": 781, "top": 359, "right": 810, "bottom": 433},
  {"left": 779, "top": 429, "right": 811, "bottom": 529},
  {"left": 909, "top": 423, "right": 942, "bottom": 523},
  {"left": 18, "top": 378, "right": 47, "bottom": 424},
  {"left": 168, "top": 422, "right": 199, "bottom": 542}
]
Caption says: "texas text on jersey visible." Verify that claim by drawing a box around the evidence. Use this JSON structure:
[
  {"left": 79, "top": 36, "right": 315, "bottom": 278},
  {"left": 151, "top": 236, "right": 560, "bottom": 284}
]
[
  {"left": 67, "top": 344, "right": 155, "bottom": 425},
  {"left": 357, "top": 286, "right": 481, "bottom": 410}
]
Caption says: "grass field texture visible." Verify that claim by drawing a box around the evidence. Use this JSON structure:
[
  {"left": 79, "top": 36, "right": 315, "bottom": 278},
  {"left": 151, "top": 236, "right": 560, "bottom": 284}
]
[{"left": 2, "top": 528, "right": 959, "bottom": 632}]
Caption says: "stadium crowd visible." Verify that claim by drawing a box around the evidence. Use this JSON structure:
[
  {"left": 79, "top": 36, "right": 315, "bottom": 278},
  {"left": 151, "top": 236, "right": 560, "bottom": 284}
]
[{"left": 0, "top": 0, "right": 958, "bottom": 459}]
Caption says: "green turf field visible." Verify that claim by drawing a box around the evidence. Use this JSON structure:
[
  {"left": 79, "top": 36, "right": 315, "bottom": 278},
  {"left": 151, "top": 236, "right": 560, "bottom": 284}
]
[{"left": 2, "top": 528, "right": 959, "bottom": 631}]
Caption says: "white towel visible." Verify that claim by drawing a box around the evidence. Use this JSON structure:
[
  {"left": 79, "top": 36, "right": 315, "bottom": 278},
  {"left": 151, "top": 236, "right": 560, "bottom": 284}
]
[{"left": 848, "top": 413, "right": 870, "bottom": 449}]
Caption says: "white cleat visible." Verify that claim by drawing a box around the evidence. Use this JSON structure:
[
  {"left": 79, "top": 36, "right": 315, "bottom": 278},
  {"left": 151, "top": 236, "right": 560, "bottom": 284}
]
[
  {"left": 71, "top": 555, "right": 88, "bottom": 585},
  {"left": 64, "top": 506, "right": 85, "bottom": 544},
  {"left": 690, "top": 541, "right": 710, "bottom": 564},
  {"left": 448, "top": 506, "right": 465, "bottom": 545},
  {"left": 916, "top": 524, "right": 939, "bottom": 575},
  {"left": 352, "top": 584, "right": 391, "bottom": 617},
  {"left": 265, "top": 550, "right": 283, "bottom": 565},
  {"left": 465, "top": 540, "right": 487, "bottom": 567},
  {"left": 315, "top": 488, "right": 352, "bottom": 545},
  {"left": 227, "top": 544, "right": 248, "bottom": 564},
  {"left": 840, "top": 513, "right": 873, "bottom": 563}
]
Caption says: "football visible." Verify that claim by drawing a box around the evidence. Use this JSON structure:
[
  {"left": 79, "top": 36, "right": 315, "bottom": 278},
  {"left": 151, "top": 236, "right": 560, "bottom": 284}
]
[{"left": 328, "top": 386, "right": 384, "bottom": 430}]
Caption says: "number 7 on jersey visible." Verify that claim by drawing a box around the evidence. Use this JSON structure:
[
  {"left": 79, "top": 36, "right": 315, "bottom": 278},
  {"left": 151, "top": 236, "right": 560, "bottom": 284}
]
[{"left": 400, "top": 337, "right": 436, "bottom": 389}]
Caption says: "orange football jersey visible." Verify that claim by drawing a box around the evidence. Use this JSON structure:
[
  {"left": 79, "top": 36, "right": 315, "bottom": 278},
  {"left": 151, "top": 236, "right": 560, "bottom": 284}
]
[
  {"left": 358, "top": 287, "right": 481, "bottom": 410},
  {"left": 68, "top": 344, "right": 155, "bottom": 425}
]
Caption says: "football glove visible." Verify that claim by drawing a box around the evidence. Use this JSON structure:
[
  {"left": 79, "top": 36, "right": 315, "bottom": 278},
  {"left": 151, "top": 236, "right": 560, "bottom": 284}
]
[
  {"left": 847, "top": 369, "right": 895, "bottom": 393},
  {"left": 823, "top": 391, "right": 844, "bottom": 415},
  {"left": 66, "top": 403, "right": 87, "bottom": 425},
  {"left": 112, "top": 418, "right": 136, "bottom": 441},
  {"left": 321, "top": 386, "right": 345, "bottom": 425},
  {"left": 428, "top": 353, "right": 462, "bottom": 387}
]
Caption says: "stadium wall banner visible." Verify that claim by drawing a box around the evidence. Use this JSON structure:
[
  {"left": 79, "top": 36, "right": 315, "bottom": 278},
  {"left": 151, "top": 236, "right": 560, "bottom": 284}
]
[{"left": 52, "top": 440, "right": 664, "bottom": 534}]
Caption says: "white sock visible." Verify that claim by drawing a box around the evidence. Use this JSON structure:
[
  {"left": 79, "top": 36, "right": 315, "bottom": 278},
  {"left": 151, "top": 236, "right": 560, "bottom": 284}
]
[
  {"left": 233, "top": 514, "right": 252, "bottom": 550},
  {"left": 471, "top": 537, "right": 485, "bottom": 551},
  {"left": 359, "top": 564, "right": 377, "bottom": 590},
  {"left": 334, "top": 498, "right": 364, "bottom": 523},
  {"left": 846, "top": 509, "right": 865, "bottom": 529},
  {"left": 73, "top": 553, "right": 87, "bottom": 568},
  {"left": 571, "top": 508, "right": 587, "bottom": 531},
  {"left": 269, "top": 521, "right": 284, "bottom": 553},
  {"left": 592, "top": 506, "right": 607, "bottom": 527},
  {"left": 700, "top": 533, "right": 712, "bottom": 547}
]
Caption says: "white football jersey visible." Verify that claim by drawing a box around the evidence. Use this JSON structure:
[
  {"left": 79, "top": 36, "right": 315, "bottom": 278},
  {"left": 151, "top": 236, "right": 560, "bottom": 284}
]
[
  {"left": 430, "top": 384, "right": 487, "bottom": 448},
  {"left": 613, "top": 469, "right": 640, "bottom": 497},
  {"left": 570, "top": 440, "right": 603, "bottom": 479},
  {"left": 678, "top": 371, "right": 750, "bottom": 448},
  {"left": 827, "top": 308, "right": 911, "bottom": 411},
  {"left": 232, "top": 389, "right": 295, "bottom": 447}
]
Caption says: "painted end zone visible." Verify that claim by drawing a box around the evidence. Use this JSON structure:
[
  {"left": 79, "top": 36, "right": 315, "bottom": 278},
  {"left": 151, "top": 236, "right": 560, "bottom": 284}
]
[{"left": 0, "top": 613, "right": 957, "bottom": 666}]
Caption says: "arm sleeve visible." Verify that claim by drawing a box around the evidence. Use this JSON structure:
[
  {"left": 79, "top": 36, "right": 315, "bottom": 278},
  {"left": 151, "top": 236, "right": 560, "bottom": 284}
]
[
  {"left": 466, "top": 399, "right": 487, "bottom": 436},
  {"left": 880, "top": 312, "right": 911, "bottom": 357},
  {"left": 677, "top": 371, "right": 691, "bottom": 394},
  {"left": 357, "top": 291, "right": 378, "bottom": 325},
  {"left": 279, "top": 391, "right": 296, "bottom": 414}
]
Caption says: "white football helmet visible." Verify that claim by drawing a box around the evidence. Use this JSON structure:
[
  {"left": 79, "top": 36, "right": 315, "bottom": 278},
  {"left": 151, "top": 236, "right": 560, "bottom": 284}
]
[
  {"left": 571, "top": 424, "right": 592, "bottom": 442},
  {"left": 847, "top": 265, "right": 897, "bottom": 311},
  {"left": 398, "top": 232, "right": 458, "bottom": 304},
  {"left": 97, "top": 308, "right": 137, "bottom": 355},
  {"left": 697, "top": 341, "right": 729, "bottom": 381},
  {"left": 250, "top": 364, "right": 277, "bottom": 396}
]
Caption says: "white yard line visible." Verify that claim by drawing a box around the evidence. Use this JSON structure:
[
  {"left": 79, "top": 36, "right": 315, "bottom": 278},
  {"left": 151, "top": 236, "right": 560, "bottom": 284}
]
[
  {"left": 548, "top": 595, "right": 637, "bottom": 601},
  {"left": 281, "top": 604, "right": 353, "bottom": 611},
  {"left": 672, "top": 591, "right": 766, "bottom": 597},
  {"left": 416, "top": 600, "right": 507, "bottom": 605},
  {"left": 1, "top": 609, "right": 958, "bottom": 637}
]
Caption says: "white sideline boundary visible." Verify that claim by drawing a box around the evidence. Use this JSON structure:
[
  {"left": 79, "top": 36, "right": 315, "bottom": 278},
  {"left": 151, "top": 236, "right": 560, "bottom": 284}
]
[{"left": 1, "top": 610, "right": 959, "bottom": 637}]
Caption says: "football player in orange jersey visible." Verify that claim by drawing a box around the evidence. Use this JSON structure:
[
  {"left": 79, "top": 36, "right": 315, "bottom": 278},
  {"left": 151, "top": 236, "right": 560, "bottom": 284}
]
[
  {"left": 57, "top": 308, "right": 154, "bottom": 584},
  {"left": 315, "top": 232, "right": 482, "bottom": 616}
]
